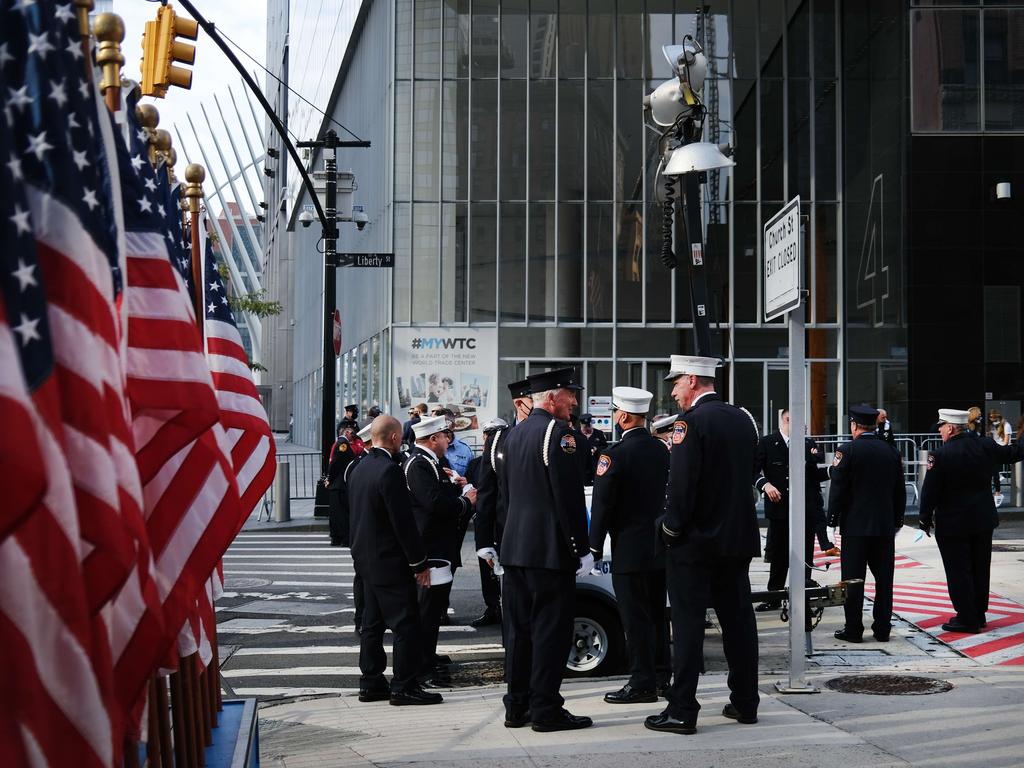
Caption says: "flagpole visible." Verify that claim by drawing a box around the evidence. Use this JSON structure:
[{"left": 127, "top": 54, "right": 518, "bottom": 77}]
[
  {"left": 183, "top": 164, "right": 206, "bottom": 340},
  {"left": 93, "top": 12, "right": 124, "bottom": 113}
]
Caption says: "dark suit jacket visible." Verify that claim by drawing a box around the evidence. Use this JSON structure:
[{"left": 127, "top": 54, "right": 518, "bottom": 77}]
[
  {"left": 499, "top": 408, "right": 589, "bottom": 571},
  {"left": 403, "top": 446, "right": 473, "bottom": 566},
  {"left": 660, "top": 393, "right": 761, "bottom": 562},
  {"left": 754, "top": 431, "right": 829, "bottom": 521},
  {"left": 827, "top": 433, "right": 905, "bottom": 535},
  {"left": 920, "top": 432, "right": 1024, "bottom": 535},
  {"left": 326, "top": 436, "right": 357, "bottom": 490},
  {"left": 474, "top": 425, "right": 510, "bottom": 552},
  {"left": 348, "top": 448, "right": 428, "bottom": 585},
  {"left": 588, "top": 427, "right": 670, "bottom": 573}
]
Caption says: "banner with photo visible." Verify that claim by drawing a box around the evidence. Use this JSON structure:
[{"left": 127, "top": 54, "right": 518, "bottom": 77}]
[{"left": 391, "top": 326, "right": 498, "bottom": 446}]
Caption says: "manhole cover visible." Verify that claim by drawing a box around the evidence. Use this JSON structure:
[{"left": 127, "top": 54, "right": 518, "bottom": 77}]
[
  {"left": 826, "top": 674, "right": 953, "bottom": 695},
  {"left": 992, "top": 543, "right": 1024, "bottom": 552},
  {"left": 224, "top": 577, "right": 272, "bottom": 589}
]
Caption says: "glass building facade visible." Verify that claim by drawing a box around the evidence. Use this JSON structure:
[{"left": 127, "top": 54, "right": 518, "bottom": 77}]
[{"left": 266, "top": 0, "right": 1024, "bottom": 444}]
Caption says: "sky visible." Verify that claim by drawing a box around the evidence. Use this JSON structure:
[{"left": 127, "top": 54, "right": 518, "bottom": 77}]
[{"left": 112, "top": 0, "right": 269, "bottom": 216}]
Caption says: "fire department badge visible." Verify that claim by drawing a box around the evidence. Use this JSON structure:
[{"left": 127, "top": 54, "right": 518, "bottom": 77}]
[
  {"left": 596, "top": 454, "right": 611, "bottom": 476},
  {"left": 672, "top": 421, "right": 688, "bottom": 445},
  {"left": 560, "top": 434, "right": 577, "bottom": 454},
  {"left": 337, "top": 442, "right": 348, "bottom": 453}
]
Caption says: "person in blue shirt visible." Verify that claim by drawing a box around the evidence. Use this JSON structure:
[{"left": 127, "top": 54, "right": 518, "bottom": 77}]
[{"left": 434, "top": 407, "right": 474, "bottom": 476}]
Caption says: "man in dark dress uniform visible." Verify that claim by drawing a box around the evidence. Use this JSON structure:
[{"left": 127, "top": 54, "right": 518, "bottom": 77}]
[
  {"left": 827, "top": 405, "right": 905, "bottom": 643},
  {"left": 589, "top": 386, "right": 671, "bottom": 704},
  {"left": 646, "top": 355, "right": 761, "bottom": 735},
  {"left": 579, "top": 413, "right": 609, "bottom": 484},
  {"left": 754, "top": 408, "right": 830, "bottom": 610},
  {"left": 325, "top": 419, "right": 362, "bottom": 546},
  {"left": 403, "top": 415, "right": 477, "bottom": 680},
  {"left": 347, "top": 416, "right": 442, "bottom": 706},
  {"left": 920, "top": 408, "right": 1024, "bottom": 633},
  {"left": 473, "top": 379, "right": 535, "bottom": 627},
  {"left": 498, "top": 367, "right": 593, "bottom": 732}
]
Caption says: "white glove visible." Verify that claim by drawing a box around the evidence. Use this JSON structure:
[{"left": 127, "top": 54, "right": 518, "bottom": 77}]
[
  {"left": 492, "top": 556, "right": 504, "bottom": 577},
  {"left": 590, "top": 565, "right": 603, "bottom": 577},
  {"left": 827, "top": 526, "right": 837, "bottom": 542},
  {"left": 576, "top": 552, "right": 595, "bottom": 577},
  {"left": 476, "top": 547, "right": 498, "bottom": 561}
]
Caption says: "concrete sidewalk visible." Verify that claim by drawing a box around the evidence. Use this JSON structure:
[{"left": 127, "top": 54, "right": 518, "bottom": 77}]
[{"left": 256, "top": 663, "right": 1024, "bottom": 768}]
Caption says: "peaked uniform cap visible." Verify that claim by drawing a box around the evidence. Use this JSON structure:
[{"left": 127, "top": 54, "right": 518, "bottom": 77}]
[
  {"left": 413, "top": 415, "right": 449, "bottom": 439},
  {"left": 848, "top": 405, "right": 879, "bottom": 427},
  {"left": 665, "top": 355, "right": 721, "bottom": 380},
  {"left": 526, "top": 366, "right": 583, "bottom": 393},
  {"left": 357, "top": 423, "right": 373, "bottom": 441},
  {"left": 933, "top": 408, "right": 970, "bottom": 430},
  {"left": 507, "top": 378, "right": 532, "bottom": 398},
  {"left": 611, "top": 386, "right": 654, "bottom": 414},
  {"left": 652, "top": 414, "right": 677, "bottom": 434}
]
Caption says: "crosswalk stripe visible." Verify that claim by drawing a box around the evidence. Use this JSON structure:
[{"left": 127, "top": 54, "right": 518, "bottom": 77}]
[
  {"left": 223, "top": 554, "right": 352, "bottom": 560},
  {"left": 226, "top": 547, "right": 348, "bottom": 552},
  {"left": 223, "top": 570, "right": 354, "bottom": 577},
  {"left": 263, "top": 580, "right": 353, "bottom": 588},
  {"left": 224, "top": 666, "right": 367, "bottom": 678},
  {"left": 231, "top": 643, "right": 505, "bottom": 657},
  {"left": 219, "top": 622, "right": 477, "bottom": 635},
  {"left": 231, "top": 687, "right": 359, "bottom": 697}
]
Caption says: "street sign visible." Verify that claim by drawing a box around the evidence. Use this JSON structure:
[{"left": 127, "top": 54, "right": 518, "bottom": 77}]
[
  {"left": 338, "top": 253, "right": 394, "bottom": 268},
  {"left": 586, "top": 396, "right": 614, "bottom": 434},
  {"left": 763, "top": 196, "right": 802, "bottom": 322},
  {"left": 332, "top": 309, "right": 342, "bottom": 357}
]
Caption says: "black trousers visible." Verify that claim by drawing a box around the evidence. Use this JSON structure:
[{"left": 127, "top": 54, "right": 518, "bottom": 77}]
[
  {"left": 936, "top": 530, "right": 993, "bottom": 627},
  {"left": 328, "top": 489, "right": 349, "bottom": 544},
  {"left": 352, "top": 568, "right": 365, "bottom": 629},
  {"left": 502, "top": 566, "right": 575, "bottom": 721},
  {"left": 418, "top": 580, "right": 454, "bottom": 670},
  {"left": 665, "top": 555, "right": 759, "bottom": 720},
  {"left": 764, "top": 518, "right": 815, "bottom": 593},
  {"left": 478, "top": 556, "right": 501, "bottom": 609},
  {"left": 840, "top": 534, "right": 894, "bottom": 636},
  {"left": 359, "top": 578, "right": 422, "bottom": 694},
  {"left": 612, "top": 570, "right": 670, "bottom": 690}
]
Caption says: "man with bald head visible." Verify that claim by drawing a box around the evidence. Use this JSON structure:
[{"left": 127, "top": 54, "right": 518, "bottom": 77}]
[{"left": 348, "top": 416, "right": 442, "bottom": 705}]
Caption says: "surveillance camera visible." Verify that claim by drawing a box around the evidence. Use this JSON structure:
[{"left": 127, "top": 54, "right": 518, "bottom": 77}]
[
  {"left": 353, "top": 208, "right": 369, "bottom": 231},
  {"left": 298, "top": 209, "right": 314, "bottom": 228}
]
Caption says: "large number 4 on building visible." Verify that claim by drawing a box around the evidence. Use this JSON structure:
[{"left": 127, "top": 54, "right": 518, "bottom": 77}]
[{"left": 855, "top": 173, "right": 889, "bottom": 328}]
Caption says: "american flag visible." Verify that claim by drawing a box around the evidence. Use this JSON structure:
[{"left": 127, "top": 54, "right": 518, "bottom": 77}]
[
  {"left": 202, "top": 234, "right": 276, "bottom": 523},
  {"left": 111, "top": 87, "right": 247, "bottom": 687},
  {"left": 0, "top": 2, "right": 123, "bottom": 762}
]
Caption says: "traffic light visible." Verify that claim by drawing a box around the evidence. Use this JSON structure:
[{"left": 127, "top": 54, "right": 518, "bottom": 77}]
[{"left": 140, "top": 4, "right": 198, "bottom": 98}]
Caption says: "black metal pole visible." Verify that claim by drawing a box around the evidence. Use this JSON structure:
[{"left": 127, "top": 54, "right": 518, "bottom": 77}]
[
  {"left": 315, "top": 131, "right": 339, "bottom": 516},
  {"left": 678, "top": 172, "right": 712, "bottom": 357}
]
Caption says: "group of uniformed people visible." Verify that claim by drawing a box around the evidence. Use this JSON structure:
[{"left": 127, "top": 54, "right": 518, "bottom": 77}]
[{"left": 327, "top": 352, "right": 1024, "bottom": 731}]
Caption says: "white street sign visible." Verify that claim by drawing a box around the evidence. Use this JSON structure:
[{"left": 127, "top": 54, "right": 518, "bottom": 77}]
[{"left": 763, "top": 197, "right": 802, "bottom": 322}]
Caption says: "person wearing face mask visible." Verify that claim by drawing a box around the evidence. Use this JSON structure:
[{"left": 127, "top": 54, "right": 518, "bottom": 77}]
[
  {"left": 472, "top": 378, "right": 534, "bottom": 628},
  {"left": 497, "top": 367, "right": 592, "bottom": 733},
  {"left": 589, "top": 387, "right": 671, "bottom": 704}
]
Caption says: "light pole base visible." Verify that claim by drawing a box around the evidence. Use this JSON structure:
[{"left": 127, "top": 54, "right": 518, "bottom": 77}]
[{"left": 774, "top": 681, "right": 819, "bottom": 695}]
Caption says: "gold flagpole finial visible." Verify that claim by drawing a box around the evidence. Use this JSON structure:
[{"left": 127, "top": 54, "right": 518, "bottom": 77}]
[
  {"left": 136, "top": 104, "right": 161, "bottom": 166},
  {"left": 183, "top": 163, "right": 206, "bottom": 215},
  {"left": 93, "top": 13, "right": 125, "bottom": 113}
]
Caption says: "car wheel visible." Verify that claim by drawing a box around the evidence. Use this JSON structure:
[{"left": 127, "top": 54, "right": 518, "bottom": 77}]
[{"left": 566, "top": 599, "right": 624, "bottom": 677}]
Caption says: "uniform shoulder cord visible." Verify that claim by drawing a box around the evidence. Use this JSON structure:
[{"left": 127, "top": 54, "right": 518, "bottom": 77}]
[
  {"left": 541, "top": 419, "right": 557, "bottom": 467},
  {"left": 489, "top": 428, "right": 504, "bottom": 472},
  {"left": 403, "top": 451, "right": 440, "bottom": 490}
]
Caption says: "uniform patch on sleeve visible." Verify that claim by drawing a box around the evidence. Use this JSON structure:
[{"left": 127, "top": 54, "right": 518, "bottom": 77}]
[
  {"left": 337, "top": 442, "right": 348, "bottom": 453},
  {"left": 927, "top": 454, "right": 935, "bottom": 470},
  {"left": 560, "top": 434, "right": 577, "bottom": 454},
  {"left": 832, "top": 449, "right": 843, "bottom": 467},
  {"left": 596, "top": 454, "right": 611, "bottom": 476},
  {"left": 672, "top": 421, "right": 688, "bottom": 445}
]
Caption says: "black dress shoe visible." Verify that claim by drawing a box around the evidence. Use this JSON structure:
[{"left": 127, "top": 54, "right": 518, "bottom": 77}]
[
  {"left": 504, "top": 710, "right": 531, "bottom": 728},
  {"left": 531, "top": 709, "right": 593, "bottom": 732},
  {"left": 722, "top": 703, "right": 757, "bottom": 724},
  {"left": 357, "top": 688, "right": 390, "bottom": 703},
  {"left": 941, "top": 620, "right": 980, "bottom": 634},
  {"left": 834, "top": 628, "right": 863, "bottom": 643},
  {"left": 470, "top": 608, "right": 502, "bottom": 628},
  {"left": 755, "top": 602, "right": 781, "bottom": 612},
  {"left": 604, "top": 684, "right": 658, "bottom": 704},
  {"left": 432, "top": 654, "right": 453, "bottom": 666},
  {"left": 873, "top": 632, "right": 890, "bottom": 642},
  {"left": 421, "top": 674, "right": 451, "bottom": 689},
  {"left": 389, "top": 687, "right": 443, "bottom": 706},
  {"left": 644, "top": 713, "right": 696, "bottom": 735},
  {"left": 330, "top": 539, "right": 343, "bottom": 546}
]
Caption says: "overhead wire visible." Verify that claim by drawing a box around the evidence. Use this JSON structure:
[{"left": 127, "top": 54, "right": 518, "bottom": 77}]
[{"left": 217, "top": 27, "right": 366, "bottom": 143}]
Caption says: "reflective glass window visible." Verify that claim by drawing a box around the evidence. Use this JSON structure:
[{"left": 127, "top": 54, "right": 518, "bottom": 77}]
[
  {"left": 502, "top": 0, "right": 529, "bottom": 77},
  {"left": 557, "top": 202, "right": 584, "bottom": 322},
  {"left": 814, "top": 80, "right": 838, "bottom": 200},
  {"left": 441, "top": 203, "right": 467, "bottom": 322},
  {"left": 395, "top": 81, "right": 411, "bottom": 199},
  {"left": 529, "top": 79, "right": 556, "bottom": 200},
  {"left": 413, "top": 82, "right": 441, "bottom": 201},
  {"left": 394, "top": 203, "right": 411, "bottom": 323},
  {"left": 442, "top": 80, "right": 468, "bottom": 200},
  {"left": 644, "top": 200, "right": 672, "bottom": 323},
  {"left": 412, "top": 203, "right": 440, "bottom": 323},
  {"left": 528, "top": 202, "right": 555, "bottom": 322},
  {"left": 646, "top": 0, "right": 676, "bottom": 81},
  {"left": 471, "top": 80, "right": 497, "bottom": 199},
  {"left": 788, "top": 78, "right": 811, "bottom": 200},
  {"left": 529, "top": 0, "right": 557, "bottom": 79},
  {"left": 588, "top": 0, "right": 615, "bottom": 79},
  {"left": 911, "top": 9, "right": 981, "bottom": 131},
  {"left": 587, "top": 203, "right": 614, "bottom": 322},
  {"left": 442, "top": 0, "right": 470, "bottom": 78},
  {"left": 415, "top": 0, "right": 442, "bottom": 79},
  {"left": 559, "top": 0, "right": 586, "bottom": 78},
  {"left": 732, "top": 203, "right": 758, "bottom": 323},
  {"left": 500, "top": 80, "right": 528, "bottom": 199},
  {"left": 618, "top": 4, "right": 644, "bottom": 78},
  {"left": 396, "top": 0, "right": 413, "bottom": 79},
  {"left": 588, "top": 80, "right": 615, "bottom": 200},
  {"left": 559, "top": 80, "right": 585, "bottom": 200},
  {"left": 617, "top": 202, "right": 644, "bottom": 322},
  {"left": 983, "top": 9, "right": 1024, "bottom": 131},
  {"left": 616, "top": 79, "right": 645, "bottom": 202},
  {"left": 760, "top": 78, "right": 785, "bottom": 202},
  {"left": 473, "top": 0, "right": 500, "bottom": 78},
  {"left": 470, "top": 202, "right": 497, "bottom": 321},
  {"left": 500, "top": 203, "right": 527, "bottom": 322}
]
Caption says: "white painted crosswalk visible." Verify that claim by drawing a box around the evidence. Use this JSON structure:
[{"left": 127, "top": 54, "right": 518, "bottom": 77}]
[{"left": 216, "top": 530, "right": 503, "bottom": 700}]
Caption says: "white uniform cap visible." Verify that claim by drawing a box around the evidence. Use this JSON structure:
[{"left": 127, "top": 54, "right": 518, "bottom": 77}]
[
  {"left": 413, "top": 415, "right": 449, "bottom": 440},
  {"left": 665, "top": 354, "right": 721, "bottom": 380},
  {"left": 652, "top": 414, "right": 677, "bottom": 434},
  {"left": 611, "top": 386, "right": 654, "bottom": 415},
  {"left": 357, "top": 423, "right": 373, "bottom": 442},
  {"left": 936, "top": 408, "right": 970, "bottom": 426}
]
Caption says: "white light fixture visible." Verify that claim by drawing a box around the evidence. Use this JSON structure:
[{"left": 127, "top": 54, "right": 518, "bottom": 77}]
[
  {"left": 996, "top": 181, "right": 1012, "bottom": 200},
  {"left": 663, "top": 142, "right": 735, "bottom": 176}
]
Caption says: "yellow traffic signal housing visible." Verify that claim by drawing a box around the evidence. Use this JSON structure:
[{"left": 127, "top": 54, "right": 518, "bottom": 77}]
[{"left": 140, "top": 4, "right": 198, "bottom": 98}]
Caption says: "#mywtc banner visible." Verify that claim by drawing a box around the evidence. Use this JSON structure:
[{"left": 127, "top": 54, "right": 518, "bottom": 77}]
[{"left": 391, "top": 327, "right": 499, "bottom": 444}]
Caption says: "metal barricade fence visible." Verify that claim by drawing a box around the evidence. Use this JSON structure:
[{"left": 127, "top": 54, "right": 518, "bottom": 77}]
[{"left": 262, "top": 451, "right": 321, "bottom": 508}]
